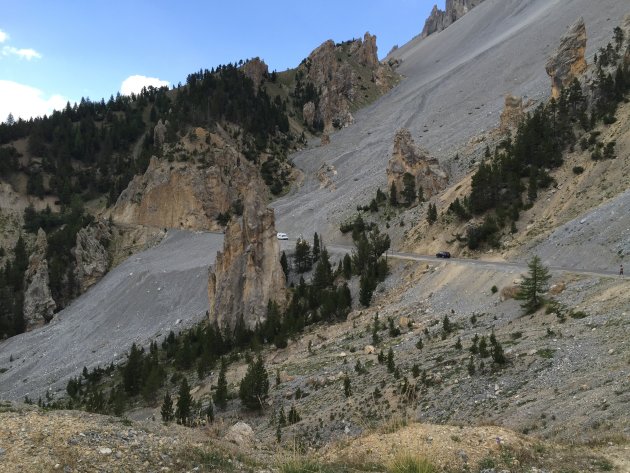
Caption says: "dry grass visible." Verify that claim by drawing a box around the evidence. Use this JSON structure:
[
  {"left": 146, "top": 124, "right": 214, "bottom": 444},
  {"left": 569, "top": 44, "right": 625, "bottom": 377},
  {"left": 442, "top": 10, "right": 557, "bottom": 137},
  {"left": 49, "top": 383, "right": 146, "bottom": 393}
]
[{"left": 387, "top": 453, "right": 436, "bottom": 473}]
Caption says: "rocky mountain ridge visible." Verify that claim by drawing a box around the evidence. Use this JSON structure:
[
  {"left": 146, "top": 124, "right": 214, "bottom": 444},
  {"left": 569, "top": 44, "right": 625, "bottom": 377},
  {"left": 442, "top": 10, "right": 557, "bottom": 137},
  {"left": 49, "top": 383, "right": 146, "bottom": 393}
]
[{"left": 421, "top": 0, "right": 485, "bottom": 38}]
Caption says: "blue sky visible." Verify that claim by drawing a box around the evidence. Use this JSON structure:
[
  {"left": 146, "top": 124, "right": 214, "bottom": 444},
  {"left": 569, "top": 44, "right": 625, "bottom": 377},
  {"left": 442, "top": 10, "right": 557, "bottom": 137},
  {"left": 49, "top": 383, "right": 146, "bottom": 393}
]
[{"left": 0, "top": 1, "right": 442, "bottom": 121}]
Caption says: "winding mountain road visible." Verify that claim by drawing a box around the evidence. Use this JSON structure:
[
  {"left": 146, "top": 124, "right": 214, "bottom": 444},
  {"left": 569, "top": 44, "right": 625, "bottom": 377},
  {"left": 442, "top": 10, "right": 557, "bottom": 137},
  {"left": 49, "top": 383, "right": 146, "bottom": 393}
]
[{"left": 281, "top": 239, "right": 625, "bottom": 280}]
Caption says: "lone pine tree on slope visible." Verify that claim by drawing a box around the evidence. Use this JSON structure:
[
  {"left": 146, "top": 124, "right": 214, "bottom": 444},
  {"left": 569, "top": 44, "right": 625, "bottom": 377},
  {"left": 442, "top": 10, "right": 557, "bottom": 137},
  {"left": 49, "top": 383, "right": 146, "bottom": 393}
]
[{"left": 516, "top": 255, "right": 551, "bottom": 314}]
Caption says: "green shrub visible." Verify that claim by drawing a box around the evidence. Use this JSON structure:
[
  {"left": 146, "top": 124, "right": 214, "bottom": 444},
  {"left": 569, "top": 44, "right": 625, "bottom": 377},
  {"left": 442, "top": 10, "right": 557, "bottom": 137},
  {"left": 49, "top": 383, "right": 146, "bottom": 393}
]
[
  {"left": 387, "top": 453, "right": 436, "bottom": 473},
  {"left": 572, "top": 166, "right": 584, "bottom": 175}
]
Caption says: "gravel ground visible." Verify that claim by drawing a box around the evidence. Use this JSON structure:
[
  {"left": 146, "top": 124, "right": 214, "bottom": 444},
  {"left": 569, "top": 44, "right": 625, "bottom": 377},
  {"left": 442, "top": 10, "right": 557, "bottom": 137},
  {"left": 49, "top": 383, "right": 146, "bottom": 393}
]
[
  {"left": 0, "top": 230, "right": 224, "bottom": 401},
  {"left": 522, "top": 189, "right": 630, "bottom": 271}
]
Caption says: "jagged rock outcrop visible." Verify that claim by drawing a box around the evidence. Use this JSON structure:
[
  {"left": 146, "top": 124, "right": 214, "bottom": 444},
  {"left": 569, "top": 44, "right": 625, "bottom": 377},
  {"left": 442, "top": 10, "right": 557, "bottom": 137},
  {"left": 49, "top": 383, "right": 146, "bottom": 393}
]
[
  {"left": 23, "top": 229, "right": 56, "bottom": 329},
  {"left": 299, "top": 32, "right": 396, "bottom": 133},
  {"left": 421, "top": 0, "right": 485, "bottom": 38},
  {"left": 545, "top": 18, "right": 587, "bottom": 99},
  {"left": 153, "top": 119, "right": 169, "bottom": 147},
  {"left": 241, "top": 58, "right": 269, "bottom": 90},
  {"left": 208, "top": 184, "right": 286, "bottom": 331},
  {"left": 387, "top": 129, "right": 448, "bottom": 201},
  {"left": 110, "top": 128, "right": 261, "bottom": 232},
  {"left": 73, "top": 221, "right": 112, "bottom": 294},
  {"left": 499, "top": 95, "right": 525, "bottom": 133}
]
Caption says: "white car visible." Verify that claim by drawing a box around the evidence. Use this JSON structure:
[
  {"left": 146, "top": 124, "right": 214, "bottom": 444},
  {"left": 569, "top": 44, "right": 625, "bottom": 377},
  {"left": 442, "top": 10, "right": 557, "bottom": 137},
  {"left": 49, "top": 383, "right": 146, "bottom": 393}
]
[{"left": 277, "top": 232, "right": 288, "bottom": 240}]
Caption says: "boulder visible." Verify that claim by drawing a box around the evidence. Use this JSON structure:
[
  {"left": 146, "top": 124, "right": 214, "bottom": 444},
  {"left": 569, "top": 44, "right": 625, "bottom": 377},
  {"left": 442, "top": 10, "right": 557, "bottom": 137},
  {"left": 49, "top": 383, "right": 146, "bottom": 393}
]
[
  {"left": 74, "top": 221, "right": 112, "bottom": 294},
  {"left": 23, "top": 229, "right": 56, "bottom": 330},
  {"left": 208, "top": 183, "right": 287, "bottom": 331},
  {"left": 224, "top": 422, "right": 254, "bottom": 447},
  {"left": 386, "top": 129, "right": 448, "bottom": 202},
  {"left": 545, "top": 18, "right": 587, "bottom": 99}
]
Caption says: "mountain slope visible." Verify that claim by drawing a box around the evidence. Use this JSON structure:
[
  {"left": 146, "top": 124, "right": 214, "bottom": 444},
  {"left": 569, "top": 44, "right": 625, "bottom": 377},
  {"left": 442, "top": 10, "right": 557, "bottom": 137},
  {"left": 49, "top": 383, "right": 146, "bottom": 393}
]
[
  {"left": 272, "top": 0, "right": 629, "bottom": 242},
  {"left": 0, "top": 230, "right": 223, "bottom": 401}
]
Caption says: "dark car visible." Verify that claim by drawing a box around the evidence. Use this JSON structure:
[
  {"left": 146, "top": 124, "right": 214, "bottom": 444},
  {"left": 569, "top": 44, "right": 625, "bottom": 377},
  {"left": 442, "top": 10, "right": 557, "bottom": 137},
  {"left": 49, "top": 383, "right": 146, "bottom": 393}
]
[{"left": 436, "top": 251, "right": 451, "bottom": 259}]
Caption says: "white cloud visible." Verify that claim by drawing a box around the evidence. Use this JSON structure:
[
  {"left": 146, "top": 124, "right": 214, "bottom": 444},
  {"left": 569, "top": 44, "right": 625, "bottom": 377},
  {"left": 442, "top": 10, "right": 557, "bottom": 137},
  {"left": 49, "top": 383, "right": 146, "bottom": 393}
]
[
  {"left": 0, "top": 29, "right": 8, "bottom": 43},
  {"left": 0, "top": 80, "right": 68, "bottom": 121},
  {"left": 2, "top": 46, "right": 42, "bottom": 60},
  {"left": 120, "top": 75, "right": 169, "bottom": 96}
]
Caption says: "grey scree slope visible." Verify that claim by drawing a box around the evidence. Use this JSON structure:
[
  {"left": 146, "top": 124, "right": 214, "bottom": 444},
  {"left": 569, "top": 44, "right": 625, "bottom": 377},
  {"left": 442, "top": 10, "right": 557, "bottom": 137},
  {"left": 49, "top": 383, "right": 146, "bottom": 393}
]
[
  {"left": 272, "top": 0, "right": 629, "bottom": 241},
  {"left": 0, "top": 231, "right": 224, "bottom": 401}
]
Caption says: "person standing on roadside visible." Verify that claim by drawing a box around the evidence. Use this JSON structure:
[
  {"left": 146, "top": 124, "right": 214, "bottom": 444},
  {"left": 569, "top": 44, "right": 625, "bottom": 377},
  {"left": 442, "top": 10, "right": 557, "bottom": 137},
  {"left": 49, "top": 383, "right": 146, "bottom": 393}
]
[{"left": 620, "top": 264, "right": 624, "bottom": 276}]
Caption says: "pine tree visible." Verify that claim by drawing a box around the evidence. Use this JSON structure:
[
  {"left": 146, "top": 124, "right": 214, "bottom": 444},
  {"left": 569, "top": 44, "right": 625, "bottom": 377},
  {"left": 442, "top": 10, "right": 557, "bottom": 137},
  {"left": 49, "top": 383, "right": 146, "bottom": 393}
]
[
  {"left": 478, "top": 336, "right": 489, "bottom": 358},
  {"left": 467, "top": 355, "right": 476, "bottom": 375},
  {"left": 239, "top": 355, "right": 269, "bottom": 410},
  {"left": 402, "top": 172, "right": 416, "bottom": 205},
  {"left": 280, "top": 251, "right": 289, "bottom": 281},
  {"left": 278, "top": 406, "right": 287, "bottom": 427},
  {"left": 387, "top": 348, "right": 395, "bottom": 373},
  {"left": 427, "top": 203, "right": 438, "bottom": 225},
  {"left": 214, "top": 357, "right": 228, "bottom": 409},
  {"left": 359, "top": 272, "right": 375, "bottom": 307},
  {"left": 312, "top": 247, "right": 333, "bottom": 290},
  {"left": 206, "top": 402, "right": 214, "bottom": 422},
  {"left": 515, "top": 256, "right": 551, "bottom": 314},
  {"left": 371, "top": 313, "right": 380, "bottom": 345},
  {"left": 342, "top": 254, "right": 352, "bottom": 279},
  {"left": 161, "top": 392, "right": 174, "bottom": 422},
  {"left": 389, "top": 181, "right": 398, "bottom": 206},
  {"left": 175, "top": 378, "right": 192, "bottom": 425},
  {"left": 288, "top": 405, "right": 301, "bottom": 424},
  {"left": 294, "top": 238, "right": 312, "bottom": 273},
  {"left": 343, "top": 375, "right": 352, "bottom": 397},
  {"left": 312, "top": 232, "right": 320, "bottom": 262},
  {"left": 123, "top": 343, "right": 144, "bottom": 396}
]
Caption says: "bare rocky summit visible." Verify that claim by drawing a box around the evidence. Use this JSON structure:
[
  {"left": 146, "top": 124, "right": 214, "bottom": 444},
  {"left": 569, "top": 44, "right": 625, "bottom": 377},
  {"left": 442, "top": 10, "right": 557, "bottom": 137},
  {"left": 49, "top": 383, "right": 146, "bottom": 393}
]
[
  {"left": 241, "top": 57, "right": 269, "bottom": 89},
  {"left": 387, "top": 129, "right": 448, "bottom": 201},
  {"left": 299, "top": 32, "right": 397, "bottom": 133},
  {"left": 421, "top": 0, "right": 485, "bottom": 38},
  {"left": 22, "top": 229, "right": 55, "bottom": 330},
  {"left": 208, "top": 184, "right": 286, "bottom": 331},
  {"left": 545, "top": 17, "right": 588, "bottom": 99}
]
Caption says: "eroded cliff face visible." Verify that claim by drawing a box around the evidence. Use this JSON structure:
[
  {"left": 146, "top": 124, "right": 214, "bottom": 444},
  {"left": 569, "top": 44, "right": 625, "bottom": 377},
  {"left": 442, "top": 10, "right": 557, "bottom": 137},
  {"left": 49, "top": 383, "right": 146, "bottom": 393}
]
[
  {"left": 387, "top": 129, "right": 448, "bottom": 202},
  {"left": 110, "top": 127, "right": 262, "bottom": 232},
  {"left": 23, "top": 229, "right": 56, "bottom": 330},
  {"left": 300, "top": 32, "right": 397, "bottom": 133},
  {"left": 73, "top": 221, "right": 112, "bottom": 295},
  {"left": 545, "top": 18, "right": 587, "bottom": 99},
  {"left": 208, "top": 184, "right": 286, "bottom": 332},
  {"left": 421, "top": 0, "right": 485, "bottom": 38}
]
